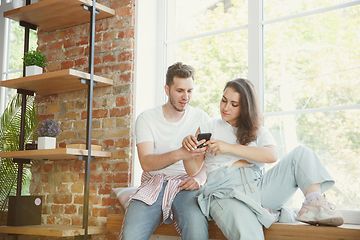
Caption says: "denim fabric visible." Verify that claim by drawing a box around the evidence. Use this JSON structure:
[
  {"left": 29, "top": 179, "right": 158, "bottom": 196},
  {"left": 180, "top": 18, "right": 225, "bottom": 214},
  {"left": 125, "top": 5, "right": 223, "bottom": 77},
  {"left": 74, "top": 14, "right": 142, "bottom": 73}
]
[
  {"left": 122, "top": 182, "right": 208, "bottom": 240},
  {"left": 198, "top": 145, "right": 334, "bottom": 240}
]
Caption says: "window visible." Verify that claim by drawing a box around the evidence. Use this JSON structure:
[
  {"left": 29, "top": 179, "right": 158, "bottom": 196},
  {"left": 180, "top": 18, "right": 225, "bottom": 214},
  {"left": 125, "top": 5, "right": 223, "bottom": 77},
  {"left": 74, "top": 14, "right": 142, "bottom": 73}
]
[
  {"left": 161, "top": 0, "right": 360, "bottom": 213},
  {"left": 0, "top": 0, "right": 38, "bottom": 115},
  {"left": 134, "top": 1, "right": 359, "bottom": 221}
]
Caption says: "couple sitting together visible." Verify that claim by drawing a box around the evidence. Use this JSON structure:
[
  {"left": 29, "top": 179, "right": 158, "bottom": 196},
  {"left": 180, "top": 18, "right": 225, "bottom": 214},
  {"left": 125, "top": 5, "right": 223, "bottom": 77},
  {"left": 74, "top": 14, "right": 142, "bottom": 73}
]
[{"left": 119, "top": 62, "right": 344, "bottom": 240}]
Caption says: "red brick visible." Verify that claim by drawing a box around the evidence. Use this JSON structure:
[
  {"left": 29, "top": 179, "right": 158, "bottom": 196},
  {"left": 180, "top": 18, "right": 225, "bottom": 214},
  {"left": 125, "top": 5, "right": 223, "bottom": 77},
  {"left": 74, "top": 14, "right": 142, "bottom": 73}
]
[
  {"left": 49, "top": 41, "right": 63, "bottom": 51},
  {"left": 57, "top": 184, "right": 70, "bottom": 193},
  {"left": 118, "top": 29, "right": 135, "bottom": 39},
  {"left": 74, "top": 195, "right": 83, "bottom": 204},
  {"left": 47, "top": 216, "right": 56, "bottom": 224},
  {"left": 112, "top": 0, "right": 134, "bottom": 9},
  {"left": 95, "top": 21, "right": 109, "bottom": 32},
  {"left": 75, "top": 57, "right": 87, "bottom": 67},
  {"left": 115, "top": 138, "right": 130, "bottom": 148},
  {"left": 61, "top": 60, "right": 74, "bottom": 69},
  {"left": 65, "top": 47, "right": 85, "bottom": 58},
  {"left": 101, "top": 163, "right": 111, "bottom": 171},
  {"left": 116, "top": 96, "right": 130, "bottom": 107},
  {"left": 110, "top": 106, "right": 131, "bottom": 117},
  {"left": 89, "top": 195, "right": 100, "bottom": 205},
  {"left": 51, "top": 205, "right": 64, "bottom": 214},
  {"left": 94, "top": 56, "right": 102, "bottom": 65},
  {"left": 90, "top": 173, "right": 104, "bottom": 183},
  {"left": 59, "top": 216, "right": 71, "bottom": 225},
  {"left": 103, "top": 31, "right": 117, "bottom": 42},
  {"left": 47, "top": 62, "right": 61, "bottom": 72},
  {"left": 73, "top": 161, "right": 84, "bottom": 172},
  {"left": 47, "top": 51, "right": 60, "bottom": 62},
  {"left": 58, "top": 28, "right": 77, "bottom": 39},
  {"left": 112, "top": 149, "right": 129, "bottom": 159},
  {"left": 71, "top": 183, "right": 83, "bottom": 193},
  {"left": 53, "top": 194, "right": 72, "bottom": 204},
  {"left": 77, "top": 35, "right": 89, "bottom": 46},
  {"left": 43, "top": 163, "right": 53, "bottom": 173},
  {"left": 116, "top": 6, "right": 135, "bottom": 17},
  {"left": 64, "top": 38, "right": 76, "bottom": 48},
  {"left": 105, "top": 172, "right": 129, "bottom": 183},
  {"left": 118, "top": 51, "right": 134, "bottom": 62},
  {"left": 102, "top": 197, "right": 117, "bottom": 206},
  {"left": 102, "top": 139, "right": 114, "bottom": 148},
  {"left": 93, "top": 109, "right": 108, "bottom": 118},
  {"left": 65, "top": 204, "right": 77, "bottom": 214},
  {"left": 103, "top": 54, "right": 116, "bottom": 63},
  {"left": 114, "top": 162, "right": 129, "bottom": 172},
  {"left": 98, "top": 184, "right": 112, "bottom": 194},
  {"left": 72, "top": 215, "right": 82, "bottom": 225},
  {"left": 118, "top": 62, "right": 134, "bottom": 72}
]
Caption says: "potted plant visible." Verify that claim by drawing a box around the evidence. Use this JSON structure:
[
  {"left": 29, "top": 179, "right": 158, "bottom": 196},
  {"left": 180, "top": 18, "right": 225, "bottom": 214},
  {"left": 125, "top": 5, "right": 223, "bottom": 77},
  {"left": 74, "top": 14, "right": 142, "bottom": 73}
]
[
  {"left": 22, "top": 49, "right": 47, "bottom": 76},
  {"left": 35, "top": 118, "right": 61, "bottom": 150}
]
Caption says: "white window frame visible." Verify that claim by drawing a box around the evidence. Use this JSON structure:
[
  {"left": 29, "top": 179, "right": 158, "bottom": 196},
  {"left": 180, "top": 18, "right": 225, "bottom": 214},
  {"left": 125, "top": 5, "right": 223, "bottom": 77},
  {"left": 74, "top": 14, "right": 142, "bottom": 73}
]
[{"left": 134, "top": 0, "right": 359, "bottom": 223}]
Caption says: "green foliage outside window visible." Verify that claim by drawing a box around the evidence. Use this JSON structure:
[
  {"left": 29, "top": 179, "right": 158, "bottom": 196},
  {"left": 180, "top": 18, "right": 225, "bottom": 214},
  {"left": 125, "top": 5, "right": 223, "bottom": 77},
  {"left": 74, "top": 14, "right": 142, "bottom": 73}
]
[{"left": 172, "top": 0, "right": 360, "bottom": 210}]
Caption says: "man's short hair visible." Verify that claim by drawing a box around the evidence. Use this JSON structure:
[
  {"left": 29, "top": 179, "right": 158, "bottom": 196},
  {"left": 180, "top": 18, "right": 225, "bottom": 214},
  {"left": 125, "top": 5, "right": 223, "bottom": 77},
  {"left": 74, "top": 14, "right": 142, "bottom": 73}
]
[{"left": 166, "top": 62, "right": 195, "bottom": 87}]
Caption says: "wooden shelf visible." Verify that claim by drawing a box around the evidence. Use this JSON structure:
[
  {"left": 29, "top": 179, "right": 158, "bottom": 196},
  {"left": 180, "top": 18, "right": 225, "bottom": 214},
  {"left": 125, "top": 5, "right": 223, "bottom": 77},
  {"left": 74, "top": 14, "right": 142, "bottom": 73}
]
[
  {"left": 0, "top": 148, "right": 111, "bottom": 161},
  {"left": 0, "top": 69, "right": 113, "bottom": 95},
  {"left": 3, "top": 0, "right": 115, "bottom": 32},
  {"left": 0, "top": 224, "right": 106, "bottom": 237}
]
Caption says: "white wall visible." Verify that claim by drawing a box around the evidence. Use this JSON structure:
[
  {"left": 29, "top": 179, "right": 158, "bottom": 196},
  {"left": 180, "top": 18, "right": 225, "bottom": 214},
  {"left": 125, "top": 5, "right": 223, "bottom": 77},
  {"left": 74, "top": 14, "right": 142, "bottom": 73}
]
[{"left": 133, "top": 0, "right": 167, "bottom": 186}]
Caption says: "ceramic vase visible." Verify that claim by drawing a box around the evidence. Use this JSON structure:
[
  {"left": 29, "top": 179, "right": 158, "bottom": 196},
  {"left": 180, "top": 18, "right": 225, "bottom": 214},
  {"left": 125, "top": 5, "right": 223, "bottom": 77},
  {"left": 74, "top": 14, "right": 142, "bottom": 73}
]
[{"left": 37, "top": 137, "right": 56, "bottom": 150}]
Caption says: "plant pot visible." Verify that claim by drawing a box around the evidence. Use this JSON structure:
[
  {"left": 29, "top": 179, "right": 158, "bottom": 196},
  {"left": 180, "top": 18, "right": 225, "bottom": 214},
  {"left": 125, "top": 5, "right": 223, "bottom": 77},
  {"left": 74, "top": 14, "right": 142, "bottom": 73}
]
[
  {"left": 37, "top": 137, "right": 56, "bottom": 150},
  {"left": 25, "top": 65, "right": 43, "bottom": 76},
  {"left": 12, "top": 0, "right": 24, "bottom": 9}
]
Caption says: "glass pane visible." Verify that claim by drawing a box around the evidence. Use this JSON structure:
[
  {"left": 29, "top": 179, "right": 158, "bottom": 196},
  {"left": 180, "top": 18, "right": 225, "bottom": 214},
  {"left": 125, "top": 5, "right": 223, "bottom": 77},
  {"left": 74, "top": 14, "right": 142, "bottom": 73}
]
[
  {"left": 169, "top": 30, "right": 248, "bottom": 117},
  {"left": 8, "top": 20, "right": 38, "bottom": 73},
  {"left": 168, "top": 0, "right": 248, "bottom": 40},
  {"left": 264, "top": 0, "right": 356, "bottom": 19},
  {"left": 264, "top": 5, "right": 360, "bottom": 113},
  {"left": 265, "top": 109, "right": 360, "bottom": 210}
]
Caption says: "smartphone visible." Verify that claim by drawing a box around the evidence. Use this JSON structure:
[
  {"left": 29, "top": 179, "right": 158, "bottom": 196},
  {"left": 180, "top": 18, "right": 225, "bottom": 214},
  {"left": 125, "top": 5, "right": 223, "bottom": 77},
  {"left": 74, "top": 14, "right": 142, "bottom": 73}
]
[{"left": 197, "top": 133, "right": 212, "bottom": 148}]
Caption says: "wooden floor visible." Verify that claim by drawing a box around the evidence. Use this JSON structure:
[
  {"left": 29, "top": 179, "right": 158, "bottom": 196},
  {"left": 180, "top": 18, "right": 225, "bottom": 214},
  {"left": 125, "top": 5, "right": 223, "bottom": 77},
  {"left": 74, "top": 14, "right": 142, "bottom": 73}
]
[{"left": 106, "top": 214, "right": 360, "bottom": 240}]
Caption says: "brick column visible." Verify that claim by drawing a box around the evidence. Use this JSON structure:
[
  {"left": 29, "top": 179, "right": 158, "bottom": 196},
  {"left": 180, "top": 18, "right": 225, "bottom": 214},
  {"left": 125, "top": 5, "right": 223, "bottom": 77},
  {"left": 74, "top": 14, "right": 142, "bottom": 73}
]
[{"left": 26, "top": 1, "right": 135, "bottom": 239}]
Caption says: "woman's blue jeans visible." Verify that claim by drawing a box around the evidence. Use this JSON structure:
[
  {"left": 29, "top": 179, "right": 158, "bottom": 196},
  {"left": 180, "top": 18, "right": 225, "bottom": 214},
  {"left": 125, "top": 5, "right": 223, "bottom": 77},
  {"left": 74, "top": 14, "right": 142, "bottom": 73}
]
[{"left": 122, "top": 182, "right": 209, "bottom": 240}]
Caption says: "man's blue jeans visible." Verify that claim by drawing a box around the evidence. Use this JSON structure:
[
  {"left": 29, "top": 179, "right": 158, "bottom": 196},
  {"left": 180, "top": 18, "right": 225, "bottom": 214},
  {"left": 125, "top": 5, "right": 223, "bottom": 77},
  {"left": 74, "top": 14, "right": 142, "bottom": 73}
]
[{"left": 122, "top": 182, "right": 209, "bottom": 240}]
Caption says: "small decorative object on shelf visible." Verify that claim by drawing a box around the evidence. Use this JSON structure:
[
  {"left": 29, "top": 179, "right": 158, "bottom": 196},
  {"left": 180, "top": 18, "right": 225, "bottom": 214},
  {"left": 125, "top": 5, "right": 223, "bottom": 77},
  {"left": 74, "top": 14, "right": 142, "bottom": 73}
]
[
  {"left": 36, "top": 118, "right": 61, "bottom": 150},
  {"left": 23, "top": 49, "right": 47, "bottom": 76}
]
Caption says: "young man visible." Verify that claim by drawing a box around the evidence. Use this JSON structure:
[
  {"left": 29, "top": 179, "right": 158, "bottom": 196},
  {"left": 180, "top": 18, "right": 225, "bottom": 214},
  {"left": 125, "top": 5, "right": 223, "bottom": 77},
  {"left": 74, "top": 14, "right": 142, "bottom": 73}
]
[{"left": 121, "top": 62, "right": 210, "bottom": 240}]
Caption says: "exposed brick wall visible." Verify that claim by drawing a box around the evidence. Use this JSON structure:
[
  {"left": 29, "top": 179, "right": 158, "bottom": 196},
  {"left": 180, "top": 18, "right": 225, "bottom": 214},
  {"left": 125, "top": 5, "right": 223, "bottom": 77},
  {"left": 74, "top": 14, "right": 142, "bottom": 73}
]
[{"left": 11, "top": 1, "right": 135, "bottom": 239}]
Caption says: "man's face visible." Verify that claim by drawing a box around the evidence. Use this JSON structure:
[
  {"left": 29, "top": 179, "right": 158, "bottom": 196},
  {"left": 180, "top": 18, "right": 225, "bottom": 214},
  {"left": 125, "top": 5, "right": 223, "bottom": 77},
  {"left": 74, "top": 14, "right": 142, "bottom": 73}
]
[{"left": 166, "top": 76, "right": 194, "bottom": 112}]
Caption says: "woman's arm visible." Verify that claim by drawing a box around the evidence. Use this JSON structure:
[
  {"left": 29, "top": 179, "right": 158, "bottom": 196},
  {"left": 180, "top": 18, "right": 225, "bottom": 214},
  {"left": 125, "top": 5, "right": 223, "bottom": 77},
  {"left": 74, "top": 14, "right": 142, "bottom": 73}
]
[{"left": 207, "top": 140, "right": 278, "bottom": 163}]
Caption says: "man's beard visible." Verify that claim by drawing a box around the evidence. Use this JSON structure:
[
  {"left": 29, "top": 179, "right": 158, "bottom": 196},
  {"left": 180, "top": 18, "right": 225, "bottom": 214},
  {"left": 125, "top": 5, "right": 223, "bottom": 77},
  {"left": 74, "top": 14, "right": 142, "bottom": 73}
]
[{"left": 169, "top": 93, "right": 186, "bottom": 112}]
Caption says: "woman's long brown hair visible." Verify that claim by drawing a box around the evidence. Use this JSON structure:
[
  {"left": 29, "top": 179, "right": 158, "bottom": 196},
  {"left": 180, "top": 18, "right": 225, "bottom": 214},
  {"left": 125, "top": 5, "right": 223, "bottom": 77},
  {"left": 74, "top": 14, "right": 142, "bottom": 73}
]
[{"left": 224, "top": 78, "right": 262, "bottom": 145}]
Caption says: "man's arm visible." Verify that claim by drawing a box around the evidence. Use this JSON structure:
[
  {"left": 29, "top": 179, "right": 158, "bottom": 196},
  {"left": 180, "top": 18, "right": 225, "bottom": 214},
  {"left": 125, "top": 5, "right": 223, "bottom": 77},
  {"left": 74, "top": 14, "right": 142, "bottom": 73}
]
[{"left": 137, "top": 141, "right": 206, "bottom": 172}]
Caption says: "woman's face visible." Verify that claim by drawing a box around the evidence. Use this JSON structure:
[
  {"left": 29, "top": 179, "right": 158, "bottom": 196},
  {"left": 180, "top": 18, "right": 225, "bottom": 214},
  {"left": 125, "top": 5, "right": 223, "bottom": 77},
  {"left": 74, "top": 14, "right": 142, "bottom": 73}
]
[{"left": 220, "top": 87, "right": 241, "bottom": 126}]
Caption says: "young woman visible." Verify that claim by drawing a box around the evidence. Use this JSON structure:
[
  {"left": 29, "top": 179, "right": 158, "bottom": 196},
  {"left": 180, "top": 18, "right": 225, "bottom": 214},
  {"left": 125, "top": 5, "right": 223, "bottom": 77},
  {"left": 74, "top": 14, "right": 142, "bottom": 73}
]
[{"left": 182, "top": 78, "right": 343, "bottom": 240}]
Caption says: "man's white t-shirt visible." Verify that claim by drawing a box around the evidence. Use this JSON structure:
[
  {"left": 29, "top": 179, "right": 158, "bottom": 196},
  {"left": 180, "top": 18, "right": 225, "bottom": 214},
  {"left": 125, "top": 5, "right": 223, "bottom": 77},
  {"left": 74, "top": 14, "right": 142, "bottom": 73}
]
[
  {"left": 135, "top": 105, "right": 210, "bottom": 176},
  {"left": 200, "top": 118, "right": 277, "bottom": 174}
]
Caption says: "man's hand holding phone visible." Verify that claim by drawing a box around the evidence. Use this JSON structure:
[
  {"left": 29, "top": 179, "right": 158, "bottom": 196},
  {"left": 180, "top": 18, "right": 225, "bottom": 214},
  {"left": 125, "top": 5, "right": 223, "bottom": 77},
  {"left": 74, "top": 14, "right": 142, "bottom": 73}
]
[{"left": 182, "top": 133, "right": 212, "bottom": 151}]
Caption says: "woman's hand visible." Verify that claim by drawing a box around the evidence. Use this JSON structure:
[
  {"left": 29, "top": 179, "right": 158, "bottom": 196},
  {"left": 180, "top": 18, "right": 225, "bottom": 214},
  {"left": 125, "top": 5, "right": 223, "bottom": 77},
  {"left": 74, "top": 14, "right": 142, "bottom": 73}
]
[{"left": 207, "top": 140, "right": 232, "bottom": 156}]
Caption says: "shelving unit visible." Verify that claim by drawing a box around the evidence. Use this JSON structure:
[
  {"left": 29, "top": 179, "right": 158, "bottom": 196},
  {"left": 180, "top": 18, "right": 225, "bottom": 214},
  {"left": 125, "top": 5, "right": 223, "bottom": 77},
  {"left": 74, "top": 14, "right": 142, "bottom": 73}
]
[
  {"left": 0, "top": 225, "right": 106, "bottom": 237},
  {"left": 0, "top": 68, "right": 113, "bottom": 95},
  {"left": 3, "top": 0, "right": 115, "bottom": 31},
  {"left": 1, "top": 0, "right": 115, "bottom": 239},
  {"left": 0, "top": 148, "right": 111, "bottom": 161}
]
